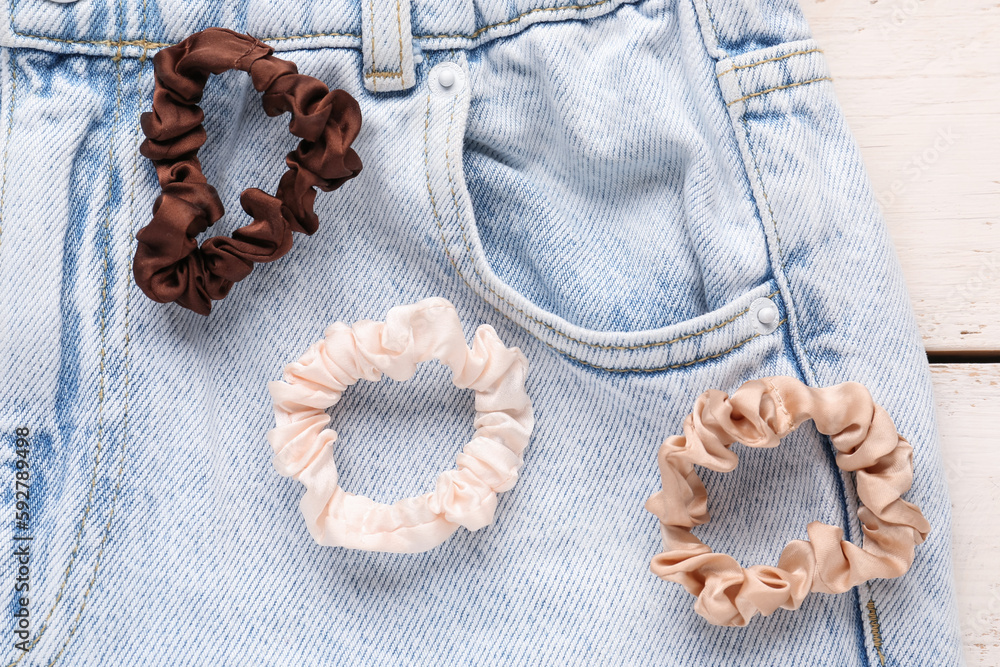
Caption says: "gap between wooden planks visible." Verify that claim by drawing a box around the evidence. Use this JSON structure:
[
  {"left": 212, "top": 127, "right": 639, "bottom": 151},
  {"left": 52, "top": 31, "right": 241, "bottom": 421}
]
[
  {"left": 931, "top": 365, "right": 1000, "bottom": 666},
  {"left": 801, "top": 0, "right": 1000, "bottom": 354}
]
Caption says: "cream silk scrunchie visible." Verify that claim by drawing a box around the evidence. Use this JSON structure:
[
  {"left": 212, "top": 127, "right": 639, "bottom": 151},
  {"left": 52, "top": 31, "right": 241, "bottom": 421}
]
[
  {"left": 645, "top": 376, "right": 931, "bottom": 627},
  {"left": 267, "top": 298, "right": 534, "bottom": 553}
]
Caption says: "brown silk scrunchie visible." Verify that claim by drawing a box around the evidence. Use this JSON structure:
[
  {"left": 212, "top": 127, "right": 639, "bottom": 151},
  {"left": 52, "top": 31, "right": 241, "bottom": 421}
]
[
  {"left": 135, "top": 27, "right": 363, "bottom": 315},
  {"left": 645, "top": 376, "right": 931, "bottom": 627}
]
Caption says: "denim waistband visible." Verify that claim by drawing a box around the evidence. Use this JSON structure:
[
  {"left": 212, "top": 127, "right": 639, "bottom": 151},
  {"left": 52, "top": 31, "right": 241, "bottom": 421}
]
[
  {"left": 3, "top": 0, "right": 812, "bottom": 61},
  {"left": 2, "top": 0, "right": 635, "bottom": 58}
]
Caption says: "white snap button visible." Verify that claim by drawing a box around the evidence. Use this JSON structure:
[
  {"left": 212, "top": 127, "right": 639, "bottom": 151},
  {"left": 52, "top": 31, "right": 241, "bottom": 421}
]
[
  {"left": 430, "top": 62, "right": 464, "bottom": 95},
  {"left": 757, "top": 304, "right": 777, "bottom": 324},
  {"left": 46, "top": 0, "right": 82, "bottom": 4},
  {"left": 749, "top": 297, "right": 781, "bottom": 335}
]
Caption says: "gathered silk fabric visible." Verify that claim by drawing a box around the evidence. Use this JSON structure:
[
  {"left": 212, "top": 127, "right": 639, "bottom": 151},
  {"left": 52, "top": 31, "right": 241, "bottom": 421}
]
[
  {"left": 645, "top": 376, "right": 931, "bottom": 627},
  {"left": 134, "top": 27, "right": 363, "bottom": 315},
  {"left": 267, "top": 298, "right": 534, "bottom": 553}
]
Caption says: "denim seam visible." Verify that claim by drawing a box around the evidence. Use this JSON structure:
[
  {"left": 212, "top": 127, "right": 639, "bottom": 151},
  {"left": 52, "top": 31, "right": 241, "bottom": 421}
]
[
  {"left": 699, "top": 0, "right": 875, "bottom": 661},
  {"left": 732, "top": 74, "right": 874, "bottom": 666},
  {"left": 0, "top": 55, "right": 33, "bottom": 667},
  {"left": 6, "top": 0, "right": 619, "bottom": 54},
  {"left": 425, "top": 93, "right": 457, "bottom": 267},
  {"left": 0, "top": 45, "right": 16, "bottom": 258},
  {"left": 554, "top": 324, "right": 784, "bottom": 373},
  {"left": 423, "top": 92, "right": 779, "bottom": 373},
  {"left": 738, "top": 115, "right": 786, "bottom": 262},
  {"left": 395, "top": 0, "right": 405, "bottom": 81},
  {"left": 367, "top": 0, "right": 378, "bottom": 91},
  {"left": 4, "top": 32, "right": 347, "bottom": 51},
  {"left": 714, "top": 47, "right": 823, "bottom": 78},
  {"left": 4, "top": 34, "right": 129, "bottom": 667},
  {"left": 726, "top": 76, "right": 832, "bottom": 107},
  {"left": 417, "top": 0, "right": 612, "bottom": 39},
  {"left": 0, "top": 48, "right": 93, "bottom": 664},
  {"left": 700, "top": 0, "right": 724, "bottom": 54},
  {"left": 726, "top": 49, "right": 879, "bottom": 662},
  {"left": 866, "top": 598, "right": 887, "bottom": 666},
  {"left": 265, "top": 31, "right": 359, "bottom": 41},
  {"left": 45, "top": 49, "right": 145, "bottom": 667}
]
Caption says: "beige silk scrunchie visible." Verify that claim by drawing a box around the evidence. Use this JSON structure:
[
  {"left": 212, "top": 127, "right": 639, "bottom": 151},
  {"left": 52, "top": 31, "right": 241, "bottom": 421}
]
[
  {"left": 267, "top": 298, "right": 534, "bottom": 553},
  {"left": 645, "top": 376, "right": 931, "bottom": 627}
]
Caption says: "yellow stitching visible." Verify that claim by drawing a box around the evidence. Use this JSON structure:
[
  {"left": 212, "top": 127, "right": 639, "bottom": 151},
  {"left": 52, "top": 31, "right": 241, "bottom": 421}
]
[
  {"left": 11, "top": 34, "right": 172, "bottom": 49},
  {"left": 139, "top": 0, "right": 149, "bottom": 62},
  {"left": 715, "top": 48, "right": 822, "bottom": 78},
  {"left": 715, "top": 0, "right": 818, "bottom": 387},
  {"left": 741, "top": 115, "right": 785, "bottom": 261},
  {"left": 46, "top": 52, "right": 144, "bottom": 667},
  {"left": 555, "top": 322, "right": 783, "bottom": 373},
  {"left": 722, "top": 23, "right": 793, "bottom": 356},
  {"left": 264, "top": 31, "right": 358, "bottom": 42},
  {"left": 368, "top": 0, "right": 377, "bottom": 92},
  {"left": 367, "top": 0, "right": 407, "bottom": 86},
  {"left": 10, "top": 31, "right": 360, "bottom": 49},
  {"left": 425, "top": 93, "right": 782, "bottom": 372},
  {"left": 702, "top": 0, "right": 725, "bottom": 54},
  {"left": 425, "top": 94, "right": 462, "bottom": 275},
  {"left": 866, "top": 599, "right": 887, "bottom": 666},
  {"left": 726, "top": 77, "right": 832, "bottom": 107},
  {"left": 589, "top": 292, "right": 777, "bottom": 349},
  {"left": 415, "top": 0, "right": 612, "bottom": 40},
  {"left": 0, "top": 0, "right": 22, "bottom": 258},
  {"left": 396, "top": 0, "right": 405, "bottom": 83},
  {"left": 6, "top": 38, "right": 126, "bottom": 667},
  {"left": 0, "top": 47, "right": 17, "bottom": 258},
  {"left": 11, "top": 0, "right": 616, "bottom": 51}
]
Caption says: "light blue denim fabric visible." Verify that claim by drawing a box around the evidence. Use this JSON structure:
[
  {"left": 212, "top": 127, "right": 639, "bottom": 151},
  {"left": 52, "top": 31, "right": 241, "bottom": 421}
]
[{"left": 0, "top": 0, "right": 963, "bottom": 664}]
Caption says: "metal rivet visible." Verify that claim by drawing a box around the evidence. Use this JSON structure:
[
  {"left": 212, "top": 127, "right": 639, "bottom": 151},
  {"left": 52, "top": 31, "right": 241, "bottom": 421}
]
[
  {"left": 430, "top": 62, "right": 464, "bottom": 95},
  {"left": 749, "top": 297, "right": 781, "bottom": 335}
]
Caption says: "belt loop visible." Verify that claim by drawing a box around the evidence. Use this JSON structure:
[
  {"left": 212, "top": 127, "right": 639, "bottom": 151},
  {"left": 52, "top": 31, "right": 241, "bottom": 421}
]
[{"left": 361, "top": 0, "right": 416, "bottom": 93}]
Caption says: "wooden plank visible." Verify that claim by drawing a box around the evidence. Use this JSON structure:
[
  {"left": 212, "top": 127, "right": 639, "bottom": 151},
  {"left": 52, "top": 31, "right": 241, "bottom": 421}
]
[
  {"left": 931, "top": 364, "right": 1000, "bottom": 665},
  {"left": 801, "top": 1, "right": 1000, "bottom": 353}
]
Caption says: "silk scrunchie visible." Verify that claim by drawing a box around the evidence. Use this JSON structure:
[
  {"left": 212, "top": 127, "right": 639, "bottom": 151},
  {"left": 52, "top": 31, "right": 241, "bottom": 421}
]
[
  {"left": 645, "top": 376, "right": 931, "bottom": 627},
  {"left": 267, "top": 298, "right": 535, "bottom": 553},
  {"left": 135, "top": 27, "right": 363, "bottom": 315}
]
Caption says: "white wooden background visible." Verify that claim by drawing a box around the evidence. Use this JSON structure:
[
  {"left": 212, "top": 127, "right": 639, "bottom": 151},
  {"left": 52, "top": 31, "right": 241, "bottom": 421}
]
[{"left": 801, "top": 1, "right": 999, "bottom": 664}]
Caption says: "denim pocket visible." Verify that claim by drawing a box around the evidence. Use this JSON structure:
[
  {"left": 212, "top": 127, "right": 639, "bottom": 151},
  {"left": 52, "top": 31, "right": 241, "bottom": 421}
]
[{"left": 421, "top": 2, "right": 782, "bottom": 373}]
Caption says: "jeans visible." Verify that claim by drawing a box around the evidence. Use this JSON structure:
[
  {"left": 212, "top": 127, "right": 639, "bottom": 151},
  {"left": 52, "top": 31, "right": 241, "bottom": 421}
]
[{"left": 0, "top": 0, "right": 963, "bottom": 664}]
